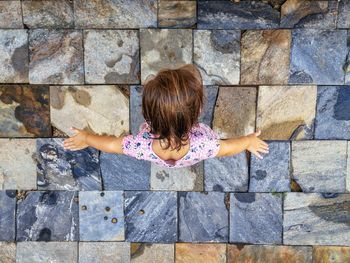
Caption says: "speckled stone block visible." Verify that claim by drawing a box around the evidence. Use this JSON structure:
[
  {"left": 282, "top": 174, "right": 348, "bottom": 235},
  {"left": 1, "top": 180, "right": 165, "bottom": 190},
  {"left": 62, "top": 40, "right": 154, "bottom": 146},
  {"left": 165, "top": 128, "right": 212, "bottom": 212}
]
[
  {"left": 16, "top": 190, "right": 79, "bottom": 241},
  {"left": 249, "top": 141, "right": 290, "bottom": 192},
  {"left": 175, "top": 243, "right": 226, "bottom": 263},
  {"left": 338, "top": 0, "right": 350, "bottom": 28},
  {"left": 29, "top": 29, "right": 83, "bottom": 84},
  {"left": 283, "top": 193, "right": 350, "bottom": 245},
  {"left": 0, "top": 30, "right": 28, "bottom": 83},
  {"left": 125, "top": 191, "right": 177, "bottom": 243},
  {"left": 84, "top": 30, "right": 140, "bottom": 84},
  {"left": 200, "top": 86, "right": 218, "bottom": 127},
  {"left": 0, "top": 139, "right": 36, "bottom": 190},
  {"left": 230, "top": 193, "right": 283, "bottom": 244},
  {"left": 315, "top": 86, "right": 350, "bottom": 139},
  {"left": 0, "top": 190, "right": 16, "bottom": 241},
  {"left": 291, "top": 140, "right": 347, "bottom": 193},
  {"left": 131, "top": 243, "right": 174, "bottom": 263},
  {"left": 79, "top": 242, "right": 130, "bottom": 263},
  {"left": 0, "top": 242, "right": 16, "bottom": 263},
  {"left": 130, "top": 85, "right": 144, "bottom": 136},
  {"left": 289, "top": 29, "right": 347, "bottom": 85},
  {"left": 50, "top": 85, "right": 129, "bottom": 137},
  {"left": 140, "top": 29, "right": 192, "bottom": 84},
  {"left": 347, "top": 141, "right": 350, "bottom": 193},
  {"left": 158, "top": 1, "right": 196, "bottom": 28},
  {"left": 100, "top": 153, "right": 150, "bottom": 191},
  {"left": 204, "top": 152, "right": 249, "bottom": 192},
  {"left": 36, "top": 138, "right": 101, "bottom": 191},
  {"left": 256, "top": 85, "right": 317, "bottom": 140},
  {"left": 194, "top": 30, "right": 240, "bottom": 85},
  {"left": 0, "top": 1, "right": 22, "bottom": 28},
  {"left": 313, "top": 246, "right": 350, "bottom": 263}
]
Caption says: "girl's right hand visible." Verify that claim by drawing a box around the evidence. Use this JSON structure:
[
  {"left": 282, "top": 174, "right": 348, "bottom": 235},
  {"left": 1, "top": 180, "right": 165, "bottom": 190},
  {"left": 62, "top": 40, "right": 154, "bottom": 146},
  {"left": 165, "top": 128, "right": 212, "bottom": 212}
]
[
  {"left": 63, "top": 127, "right": 89, "bottom": 151},
  {"left": 246, "top": 130, "right": 269, "bottom": 159}
]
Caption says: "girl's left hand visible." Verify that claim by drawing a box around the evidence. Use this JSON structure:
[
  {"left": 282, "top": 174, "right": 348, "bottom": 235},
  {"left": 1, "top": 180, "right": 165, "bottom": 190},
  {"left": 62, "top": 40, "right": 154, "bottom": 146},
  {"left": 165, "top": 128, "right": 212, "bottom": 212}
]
[{"left": 63, "top": 127, "right": 89, "bottom": 151}]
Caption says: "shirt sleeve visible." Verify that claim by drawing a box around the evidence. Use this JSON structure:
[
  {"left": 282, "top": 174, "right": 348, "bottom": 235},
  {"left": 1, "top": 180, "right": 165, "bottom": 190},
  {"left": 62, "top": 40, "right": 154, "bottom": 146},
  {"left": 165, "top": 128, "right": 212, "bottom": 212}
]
[{"left": 200, "top": 123, "right": 221, "bottom": 159}]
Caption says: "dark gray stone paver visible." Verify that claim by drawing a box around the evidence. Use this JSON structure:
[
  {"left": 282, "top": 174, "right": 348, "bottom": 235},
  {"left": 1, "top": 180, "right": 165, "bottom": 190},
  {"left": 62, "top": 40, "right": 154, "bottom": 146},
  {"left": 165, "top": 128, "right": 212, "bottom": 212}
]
[
  {"left": 200, "top": 86, "right": 218, "bottom": 127},
  {"left": 0, "top": 190, "right": 16, "bottom": 241},
  {"left": 79, "top": 242, "right": 130, "bottom": 263},
  {"left": 130, "top": 85, "right": 144, "bottom": 136}
]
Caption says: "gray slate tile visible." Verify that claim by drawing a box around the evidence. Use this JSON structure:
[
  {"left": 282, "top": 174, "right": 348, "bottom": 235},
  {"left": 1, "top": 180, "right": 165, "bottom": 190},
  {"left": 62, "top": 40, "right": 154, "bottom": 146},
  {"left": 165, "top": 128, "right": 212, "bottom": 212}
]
[
  {"left": 0, "top": 190, "right": 16, "bottom": 241},
  {"left": 337, "top": 0, "right": 350, "bottom": 28},
  {"left": 130, "top": 85, "right": 144, "bottom": 136},
  {"left": 79, "top": 242, "right": 130, "bottom": 263}
]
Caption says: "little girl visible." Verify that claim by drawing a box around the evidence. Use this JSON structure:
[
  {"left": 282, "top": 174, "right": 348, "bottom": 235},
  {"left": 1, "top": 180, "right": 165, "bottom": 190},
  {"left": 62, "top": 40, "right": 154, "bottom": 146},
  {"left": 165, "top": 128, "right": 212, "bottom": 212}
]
[{"left": 63, "top": 64, "right": 269, "bottom": 168}]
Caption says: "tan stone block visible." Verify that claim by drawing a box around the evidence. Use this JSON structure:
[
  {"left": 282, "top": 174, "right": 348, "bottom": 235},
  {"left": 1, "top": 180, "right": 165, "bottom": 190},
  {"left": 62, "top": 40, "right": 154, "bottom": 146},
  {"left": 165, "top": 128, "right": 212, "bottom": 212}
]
[
  {"left": 313, "top": 246, "right": 350, "bottom": 263},
  {"left": 131, "top": 243, "right": 174, "bottom": 263},
  {"left": 175, "top": 243, "right": 226, "bottom": 263}
]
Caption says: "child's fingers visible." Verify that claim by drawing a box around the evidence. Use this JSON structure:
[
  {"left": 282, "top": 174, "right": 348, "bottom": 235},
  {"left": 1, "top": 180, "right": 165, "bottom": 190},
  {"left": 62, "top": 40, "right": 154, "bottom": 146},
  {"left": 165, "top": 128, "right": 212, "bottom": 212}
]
[
  {"left": 255, "top": 130, "right": 261, "bottom": 136},
  {"left": 253, "top": 150, "right": 263, "bottom": 159},
  {"left": 257, "top": 148, "right": 269, "bottom": 154},
  {"left": 259, "top": 144, "right": 269, "bottom": 150}
]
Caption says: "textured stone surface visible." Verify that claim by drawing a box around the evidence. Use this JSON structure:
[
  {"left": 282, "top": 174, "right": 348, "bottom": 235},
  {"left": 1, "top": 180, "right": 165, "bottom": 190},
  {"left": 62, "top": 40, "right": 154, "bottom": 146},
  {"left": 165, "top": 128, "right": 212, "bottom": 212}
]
[
  {"left": 175, "top": 243, "right": 226, "bottom": 263},
  {"left": 291, "top": 140, "right": 347, "bottom": 193},
  {"left": 16, "top": 191, "right": 79, "bottom": 241},
  {"left": 204, "top": 152, "right": 249, "bottom": 192},
  {"left": 315, "top": 86, "right": 350, "bottom": 139},
  {"left": 125, "top": 191, "right": 177, "bottom": 242},
  {"left": 338, "top": 0, "right": 350, "bottom": 28},
  {"left": 283, "top": 193, "right": 350, "bottom": 245},
  {"left": 0, "top": 190, "right": 16, "bottom": 241},
  {"left": 0, "top": 139, "right": 36, "bottom": 190},
  {"left": 348, "top": 141, "right": 350, "bottom": 193},
  {"left": 313, "top": 246, "right": 350, "bottom": 263},
  {"left": 256, "top": 85, "right": 317, "bottom": 140},
  {"left": 249, "top": 141, "right": 290, "bottom": 192},
  {"left": 230, "top": 193, "right": 283, "bottom": 244},
  {"left": 200, "top": 86, "right": 218, "bottom": 127},
  {"left": 158, "top": 1, "right": 196, "bottom": 28},
  {"left": 213, "top": 86, "right": 256, "bottom": 138},
  {"left": 346, "top": 31, "right": 350, "bottom": 85},
  {"left": 79, "top": 191, "right": 124, "bottom": 241},
  {"left": 194, "top": 30, "right": 240, "bottom": 85},
  {"left": 50, "top": 85, "right": 129, "bottom": 137},
  {"left": 74, "top": 0, "right": 157, "bottom": 28},
  {"left": 0, "top": 242, "right": 16, "bottom": 263},
  {"left": 131, "top": 243, "right": 174, "bottom": 263},
  {"left": 29, "top": 29, "right": 83, "bottom": 84},
  {"left": 84, "top": 30, "right": 140, "bottom": 84},
  {"left": 0, "top": 1, "right": 22, "bottom": 28},
  {"left": 241, "top": 30, "right": 291, "bottom": 85},
  {"left": 100, "top": 153, "right": 150, "bottom": 191},
  {"left": 289, "top": 29, "right": 347, "bottom": 85},
  {"left": 79, "top": 242, "right": 130, "bottom": 263},
  {"left": 130, "top": 85, "right": 144, "bottom": 135},
  {"left": 0, "top": 29, "right": 28, "bottom": 83},
  {"left": 140, "top": 29, "right": 192, "bottom": 84},
  {"left": 0, "top": 85, "right": 51, "bottom": 137}
]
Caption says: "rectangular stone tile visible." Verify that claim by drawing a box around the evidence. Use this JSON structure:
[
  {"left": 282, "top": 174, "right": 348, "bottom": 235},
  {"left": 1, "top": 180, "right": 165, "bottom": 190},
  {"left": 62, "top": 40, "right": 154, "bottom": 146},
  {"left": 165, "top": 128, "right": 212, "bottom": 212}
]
[
  {"left": 346, "top": 31, "right": 350, "bottom": 84},
  {"left": 0, "top": 139, "right": 36, "bottom": 190},
  {"left": 130, "top": 85, "right": 144, "bottom": 136},
  {"left": 200, "top": 86, "right": 218, "bottom": 127},
  {"left": 84, "top": 30, "right": 139, "bottom": 84},
  {"left": 158, "top": 1, "right": 196, "bottom": 28},
  {"left": 230, "top": 193, "right": 283, "bottom": 244},
  {"left": 100, "top": 153, "right": 150, "bottom": 191},
  {"left": 16, "top": 190, "right": 79, "bottom": 241},
  {"left": 125, "top": 191, "right": 177, "bottom": 243},
  {"left": 289, "top": 29, "right": 347, "bottom": 85},
  {"left": 213, "top": 86, "right": 256, "bottom": 138},
  {"left": 249, "top": 141, "right": 290, "bottom": 192},
  {"left": 16, "top": 241, "right": 78, "bottom": 263},
  {"left": 347, "top": 141, "right": 350, "bottom": 193},
  {"left": 0, "top": 1, "right": 22, "bottom": 28},
  {"left": 313, "top": 246, "right": 350, "bottom": 263},
  {"left": 131, "top": 243, "right": 174, "bottom": 263},
  {"left": 0, "top": 85, "right": 51, "bottom": 137},
  {"left": 175, "top": 243, "right": 226, "bottom": 263},
  {"left": 50, "top": 85, "right": 129, "bottom": 137},
  {"left": 29, "top": 29, "right": 83, "bottom": 84},
  {"left": 315, "top": 86, "right": 350, "bottom": 140},
  {"left": 74, "top": 0, "right": 157, "bottom": 28},
  {"left": 0, "top": 29, "right": 28, "bottom": 83},
  {"left": 79, "top": 242, "right": 130, "bottom": 263},
  {"left": 0, "top": 190, "right": 16, "bottom": 241},
  {"left": 283, "top": 193, "right": 350, "bottom": 246},
  {"left": 204, "top": 152, "right": 249, "bottom": 192},
  {"left": 291, "top": 140, "right": 347, "bottom": 192},
  {"left": 0, "top": 242, "right": 16, "bottom": 263},
  {"left": 338, "top": 0, "right": 350, "bottom": 28},
  {"left": 256, "top": 85, "right": 317, "bottom": 140},
  {"left": 241, "top": 30, "right": 291, "bottom": 85}
]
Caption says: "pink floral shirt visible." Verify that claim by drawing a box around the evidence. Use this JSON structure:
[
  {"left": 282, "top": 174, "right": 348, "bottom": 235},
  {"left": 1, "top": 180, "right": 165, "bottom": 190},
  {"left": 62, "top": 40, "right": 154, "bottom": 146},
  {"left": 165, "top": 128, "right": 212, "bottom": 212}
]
[{"left": 121, "top": 122, "right": 221, "bottom": 168}]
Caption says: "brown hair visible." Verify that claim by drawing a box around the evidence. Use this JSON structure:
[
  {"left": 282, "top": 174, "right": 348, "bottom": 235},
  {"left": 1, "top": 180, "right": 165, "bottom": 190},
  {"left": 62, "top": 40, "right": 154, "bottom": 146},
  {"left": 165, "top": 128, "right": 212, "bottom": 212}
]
[{"left": 142, "top": 64, "right": 204, "bottom": 151}]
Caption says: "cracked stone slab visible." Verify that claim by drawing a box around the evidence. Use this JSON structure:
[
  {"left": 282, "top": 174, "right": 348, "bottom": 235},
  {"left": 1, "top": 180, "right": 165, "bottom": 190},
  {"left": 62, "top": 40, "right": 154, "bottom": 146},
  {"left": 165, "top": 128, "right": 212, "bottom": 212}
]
[
  {"left": 125, "top": 191, "right": 177, "bottom": 243},
  {"left": 249, "top": 141, "right": 290, "bottom": 192},
  {"left": 16, "top": 190, "right": 79, "bottom": 241},
  {"left": 289, "top": 29, "right": 347, "bottom": 85},
  {"left": 0, "top": 1, "right": 22, "bottom": 28},
  {"left": 79, "top": 191, "right": 124, "bottom": 241},
  {"left": 36, "top": 138, "right": 101, "bottom": 191},
  {"left": 50, "top": 85, "right": 129, "bottom": 137},
  {"left": 338, "top": 0, "right": 350, "bottom": 28},
  {"left": 256, "top": 85, "right": 317, "bottom": 140},
  {"left": 204, "top": 152, "right": 249, "bottom": 192},
  {"left": 140, "top": 29, "right": 192, "bottom": 84},
  {"left": 194, "top": 30, "right": 240, "bottom": 85},
  {"left": 158, "top": 1, "right": 196, "bottom": 28},
  {"left": 213, "top": 86, "right": 256, "bottom": 138},
  {"left": 84, "top": 30, "right": 140, "bottom": 84},
  {"left": 0, "top": 85, "right": 51, "bottom": 137},
  {"left": 313, "top": 246, "right": 350, "bottom": 262},
  {"left": 0, "top": 242, "right": 16, "bottom": 262},
  {"left": 230, "top": 193, "right": 283, "bottom": 244},
  {"left": 291, "top": 140, "right": 347, "bottom": 193},
  {"left": 0, "top": 29, "right": 29, "bottom": 83},
  {"left": 100, "top": 153, "right": 150, "bottom": 191},
  {"left": 283, "top": 193, "right": 350, "bottom": 246},
  {"left": 0, "top": 190, "right": 16, "bottom": 241},
  {"left": 0, "top": 139, "right": 36, "bottom": 190},
  {"left": 29, "top": 29, "right": 83, "bottom": 84},
  {"left": 175, "top": 243, "right": 226, "bottom": 263},
  {"left": 74, "top": 0, "right": 157, "bottom": 28},
  {"left": 241, "top": 30, "right": 291, "bottom": 85},
  {"left": 315, "top": 86, "right": 350, "bottom": 140},
  {"left": 131, "top": 243, "right": 174, "bottom": 263},
  {"left": 79, "top": 242, "right": 130, "bottom": 263}
]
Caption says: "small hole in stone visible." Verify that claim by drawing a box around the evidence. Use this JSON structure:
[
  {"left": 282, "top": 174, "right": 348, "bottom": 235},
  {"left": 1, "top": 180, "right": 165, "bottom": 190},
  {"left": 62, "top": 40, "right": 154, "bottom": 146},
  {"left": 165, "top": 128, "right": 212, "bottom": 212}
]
[
  {"left": 104, "top": 216, "right": 108, "bottom": 220},
  {"left": 105, "top": 206, "right": 110, "bottom": 212},
  {"left": 81, "top": 205, "right": 87, "bottom": 210},
  {"left": 100, "top": 192, "right": 105, "bottom": 197},
  {"left": 138, "top": 209, "right": 145, "bottom": 215},
  {"left": 111, "top": 217, "right": 118, "bottom": 223}
]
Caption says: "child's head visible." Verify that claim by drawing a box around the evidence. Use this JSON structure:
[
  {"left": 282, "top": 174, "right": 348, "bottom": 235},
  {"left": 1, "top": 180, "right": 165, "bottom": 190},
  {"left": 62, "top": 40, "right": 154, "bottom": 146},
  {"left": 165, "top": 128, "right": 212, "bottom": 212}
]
[{"left": 142, "top": 64, "right": 204, "bottom": 151}]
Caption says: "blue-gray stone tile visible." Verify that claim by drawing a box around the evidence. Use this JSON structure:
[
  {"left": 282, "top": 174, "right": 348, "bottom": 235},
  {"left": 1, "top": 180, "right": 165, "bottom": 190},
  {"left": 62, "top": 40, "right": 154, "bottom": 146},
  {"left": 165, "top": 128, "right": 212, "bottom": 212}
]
[
  {"left": 199, "top": 86, "right": 218, "bottom": 127},
  {"left": 125, "top": 191, "right": 177, "bottom": 243},
  {"left": 346, "top": 31, "right": 350, "bottom": 84},
  {"left": 36, "top": 138, "right": 101, "bottom": 191},
  {"left": 79, "top": 191, "right": 124, "bottom": 241},
  {"left": 230, "top": 193, "right": 283, "bottom": 244},
  {"left": 337, "top": 0, "right": 350, "bottom": 28},
  {"left": 130, "top": 85, "right": 144, "bottom": 136},
  {"left": 100, "top": 153, "right": 150, "bottom": 191},
  {"left": 178, "top": 192, "right": 228, "bottom": 242},
  {"left": 0, "top": 190, "right": 16, "bottom": 241},
  {"left": 315, "top": 86, "right": 350, "bottom": 139},
  {"left": 16, "top": 191, "right": 79, "bottom": 241},
  {"left": 249, "top": 141, "right": 290, "bottom": 192}
]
